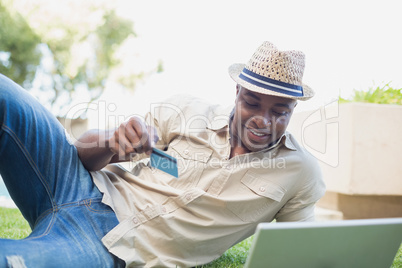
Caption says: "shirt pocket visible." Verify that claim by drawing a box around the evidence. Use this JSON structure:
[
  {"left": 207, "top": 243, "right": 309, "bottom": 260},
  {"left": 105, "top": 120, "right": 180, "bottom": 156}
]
[
  {"left": 163, "top": 141, "right": 212, "bottom": 189},
  {"left": 226, "top": 171, "right": 286, "bottom": 222}
]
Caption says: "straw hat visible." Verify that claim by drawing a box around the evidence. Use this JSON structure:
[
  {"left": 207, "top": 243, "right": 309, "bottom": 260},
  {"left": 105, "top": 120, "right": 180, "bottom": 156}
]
[{"left": 229, "top": 41, "right": 314, "bottom": 100}]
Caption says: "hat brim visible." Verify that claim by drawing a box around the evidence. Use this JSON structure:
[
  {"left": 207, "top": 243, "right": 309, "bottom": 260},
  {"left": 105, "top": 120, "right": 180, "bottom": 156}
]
[{"left": 229, "top": 64, "right": 314, "bottom": 101}]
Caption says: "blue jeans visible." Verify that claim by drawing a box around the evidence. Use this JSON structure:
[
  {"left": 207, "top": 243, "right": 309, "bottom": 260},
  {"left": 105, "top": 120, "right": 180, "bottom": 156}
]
[{"left": 0, "top": 74, "right": 124, "bottom": 267}]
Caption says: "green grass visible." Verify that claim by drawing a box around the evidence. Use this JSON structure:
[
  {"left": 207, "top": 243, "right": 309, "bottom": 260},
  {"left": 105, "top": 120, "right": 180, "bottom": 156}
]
[
  {"left": 0, "top": 207, "right": 31, "bottom": 239},
  {"left": 0, "top": 207, "right": 401, "bottom": 267},
  {"left": 393, "top": 245, "right": 402, "bottom": 268},
  {"left": 199, "top": 236, "right": 253, "bottom": 268}
]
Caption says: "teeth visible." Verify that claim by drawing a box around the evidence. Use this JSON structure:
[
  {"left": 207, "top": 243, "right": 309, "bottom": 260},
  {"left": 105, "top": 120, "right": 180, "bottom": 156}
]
[{"left": 249, "top": 129, "right": 265, "bottom": 137}]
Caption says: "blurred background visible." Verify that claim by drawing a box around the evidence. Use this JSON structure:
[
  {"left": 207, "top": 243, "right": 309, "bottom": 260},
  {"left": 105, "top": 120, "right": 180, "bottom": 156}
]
[
  {"left": 0, "top": 0, "right": 401, "bottom": 218},
  {"left": 1, "top": 0, "right": 401, "bottom": 123}
]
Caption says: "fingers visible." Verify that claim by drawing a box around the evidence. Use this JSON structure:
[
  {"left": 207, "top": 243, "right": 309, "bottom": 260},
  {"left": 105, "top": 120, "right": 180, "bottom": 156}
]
[
  {"left": 109, "top": 117, "right": 159, "bottom": 160},
  {"left": 147, "top": 125, "right": 159, "bottom": 147}
]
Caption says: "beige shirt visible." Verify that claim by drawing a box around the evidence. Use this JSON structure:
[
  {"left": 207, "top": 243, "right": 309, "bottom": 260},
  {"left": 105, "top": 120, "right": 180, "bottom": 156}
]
[{"left": 91, "top": 95, "right": 326, "bottom": 267}]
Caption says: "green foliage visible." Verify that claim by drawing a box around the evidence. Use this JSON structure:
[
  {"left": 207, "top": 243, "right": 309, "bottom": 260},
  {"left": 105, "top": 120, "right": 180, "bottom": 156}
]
[
  {"left": 1, "top": 0, "right": 159, "bottom": 117},
  {"left": 96, "top": 10, "right": 135, "bottom": 67},
  {"left": 0, "top": 1, "right": 41, "bottom": 88},
  {"left": 339, "top": 83, "right": 402, "bottom": 105},
  {"left": 34, "top": 6, "right": 137, "bottom": 116}
]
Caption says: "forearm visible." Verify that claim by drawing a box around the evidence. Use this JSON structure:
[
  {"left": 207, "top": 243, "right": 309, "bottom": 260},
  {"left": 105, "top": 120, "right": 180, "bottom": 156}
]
[
  {"left": 74, "top": 129, "right": 117, "bottom": 171},
  {"left": 75, "top": 117, "right": 158, "bottom": 171}
]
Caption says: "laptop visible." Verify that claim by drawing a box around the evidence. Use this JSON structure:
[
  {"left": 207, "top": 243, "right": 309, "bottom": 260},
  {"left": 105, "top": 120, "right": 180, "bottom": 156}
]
[{"left": 244, "top": 218, "right": 402, "bottom": 268}]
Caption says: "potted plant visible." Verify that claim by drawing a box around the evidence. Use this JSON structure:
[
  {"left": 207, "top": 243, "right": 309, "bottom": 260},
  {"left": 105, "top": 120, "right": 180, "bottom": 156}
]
[{"left": 288, "top": 83, "right": 402, "bottom": 219}]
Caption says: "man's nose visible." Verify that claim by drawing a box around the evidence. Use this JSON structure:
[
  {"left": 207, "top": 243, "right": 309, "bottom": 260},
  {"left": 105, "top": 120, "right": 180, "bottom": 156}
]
[{"left": 253, "top": 115, "right": 272, "bottom": 129}]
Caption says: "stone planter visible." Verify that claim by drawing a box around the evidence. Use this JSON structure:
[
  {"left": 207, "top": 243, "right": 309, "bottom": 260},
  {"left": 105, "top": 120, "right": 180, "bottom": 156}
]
[{"left": 288, "top": 102, "right": 402, "bottom": 219}]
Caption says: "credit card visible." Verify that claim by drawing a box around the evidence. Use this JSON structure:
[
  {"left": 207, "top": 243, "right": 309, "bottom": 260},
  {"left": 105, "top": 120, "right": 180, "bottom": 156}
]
[{"left": 150, "top": 147, "right": 179, "bottom": 178}]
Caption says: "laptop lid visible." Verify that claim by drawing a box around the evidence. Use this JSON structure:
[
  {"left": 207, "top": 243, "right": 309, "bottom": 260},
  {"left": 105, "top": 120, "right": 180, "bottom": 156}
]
[{"left": 244, "top": 218, "right": 402, "bottom": 268}]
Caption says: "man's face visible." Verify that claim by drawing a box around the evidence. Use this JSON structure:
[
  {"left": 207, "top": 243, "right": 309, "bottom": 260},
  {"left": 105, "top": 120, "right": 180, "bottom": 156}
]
[{"left": 231, "top": 85, "right": 297, "bottom": 153}]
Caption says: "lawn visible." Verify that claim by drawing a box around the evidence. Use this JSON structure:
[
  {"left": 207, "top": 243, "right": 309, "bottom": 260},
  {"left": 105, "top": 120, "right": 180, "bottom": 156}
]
[
  {"left": 0, "top": 207, "right": 401, "bottom": 268},
  {"left": 0, "top": 207, "right": 31, "bottom": 239}
]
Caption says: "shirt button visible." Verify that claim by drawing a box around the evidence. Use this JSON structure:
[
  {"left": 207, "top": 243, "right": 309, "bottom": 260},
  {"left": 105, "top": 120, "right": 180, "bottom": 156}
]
[
  {"left": 185, "top": 194, "right": 192, "bottom": 200},
  {"left": 225, "top": 165, "right": 232, "bottom": 170},
  {"left": 183, "top": 149, "right": 189, "bottom": 155},
  {"left": 161, "top": 206, "right": 167, "bottom": 213},
  {"left": 133, "top": 217, "right": 139, "bottom": 224},
  {"left": 259, "top": 186, "right": 266, "bottom": 192},
  {"left": 223, "top": 157, "right": 228, "bottom": 161}
]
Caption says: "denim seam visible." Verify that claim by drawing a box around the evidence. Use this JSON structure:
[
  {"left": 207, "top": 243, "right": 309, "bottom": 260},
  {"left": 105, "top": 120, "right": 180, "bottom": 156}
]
[
  {"left": 47, "top": 198, "right": 113, "bottom": 216},
  {"left": 34, "top": 198, "right": 107, "bottom": 215},
  {"left": 84, "top": 199, "right": 115, "bottom": 214},
  {"left": 26, "top": 198, "right": 111, "bottom": 240},
  {"left": 33, "top": 207, "right": 54, "bottom": 227},
  {"left": 59, "top": 198, "right": 114, "bottom": 214},
  {"left": 2, "top": 124, "right": 57, "bottom": 235},
  {"left": 2, "top": 124, "right": 56, "bottom": 209},
  {"left": 24, "top": 212, "right": 57, "bottom": 240}
]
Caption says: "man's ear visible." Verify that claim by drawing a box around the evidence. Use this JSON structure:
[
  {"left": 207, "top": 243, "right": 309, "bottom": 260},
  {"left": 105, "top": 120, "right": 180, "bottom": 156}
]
[
  {"left": 235, "top": 85, "right": 241, "bottom": 104},
  {"left": 236, "top": 84, "right": 241, "bottom": 96}
]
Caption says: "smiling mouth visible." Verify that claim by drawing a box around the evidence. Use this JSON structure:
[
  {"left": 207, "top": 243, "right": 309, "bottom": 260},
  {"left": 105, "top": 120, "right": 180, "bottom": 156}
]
[{"left": 248, "top": 128, "right": 269, "bottom": 137}]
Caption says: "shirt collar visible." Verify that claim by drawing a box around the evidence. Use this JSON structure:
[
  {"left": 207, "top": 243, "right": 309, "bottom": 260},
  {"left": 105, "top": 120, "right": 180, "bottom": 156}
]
[
  {"left": 207, "top": 105, "right": 233, "bottom": 131},
  {"left": 260, "top": 132, "right": 298, "bottom": 153},
  {"left": 279, "top": 132, "right": 298, "bottom": 151}
]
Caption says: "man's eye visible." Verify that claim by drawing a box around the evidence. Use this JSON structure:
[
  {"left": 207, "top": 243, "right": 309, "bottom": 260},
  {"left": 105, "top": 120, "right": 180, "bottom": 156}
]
[
  {"left": 273, "top": 110, "right": 288, "bottom": 116},
  {"left": 244, "top": 101, "right": 258, "bottom": 107}
]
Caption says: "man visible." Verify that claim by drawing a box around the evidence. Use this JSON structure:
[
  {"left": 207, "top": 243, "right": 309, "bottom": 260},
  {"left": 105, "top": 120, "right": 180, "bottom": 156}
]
[{"left": 0, "top": 41, "right": 325, "bottom": 267}]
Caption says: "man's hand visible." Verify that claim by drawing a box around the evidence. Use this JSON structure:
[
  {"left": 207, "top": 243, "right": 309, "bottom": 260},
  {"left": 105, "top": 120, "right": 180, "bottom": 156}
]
[
  {"left": 108, "top": 117, "right": 159, "bottom": 162},
  {"left": 75, "top": 116, "right": 159, "bottom": 171}
]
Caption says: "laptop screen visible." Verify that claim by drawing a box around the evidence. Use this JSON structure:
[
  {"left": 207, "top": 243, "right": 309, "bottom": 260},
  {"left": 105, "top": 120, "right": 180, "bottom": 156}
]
[{"left": 244, "top": 218, "right": 402, "bottom": 268}]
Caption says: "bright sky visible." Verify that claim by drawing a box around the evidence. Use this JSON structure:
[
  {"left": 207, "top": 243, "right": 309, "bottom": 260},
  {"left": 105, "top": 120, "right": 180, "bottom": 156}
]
[{"left": 86, "top": 0, "right": 401, "bottom": 128}]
